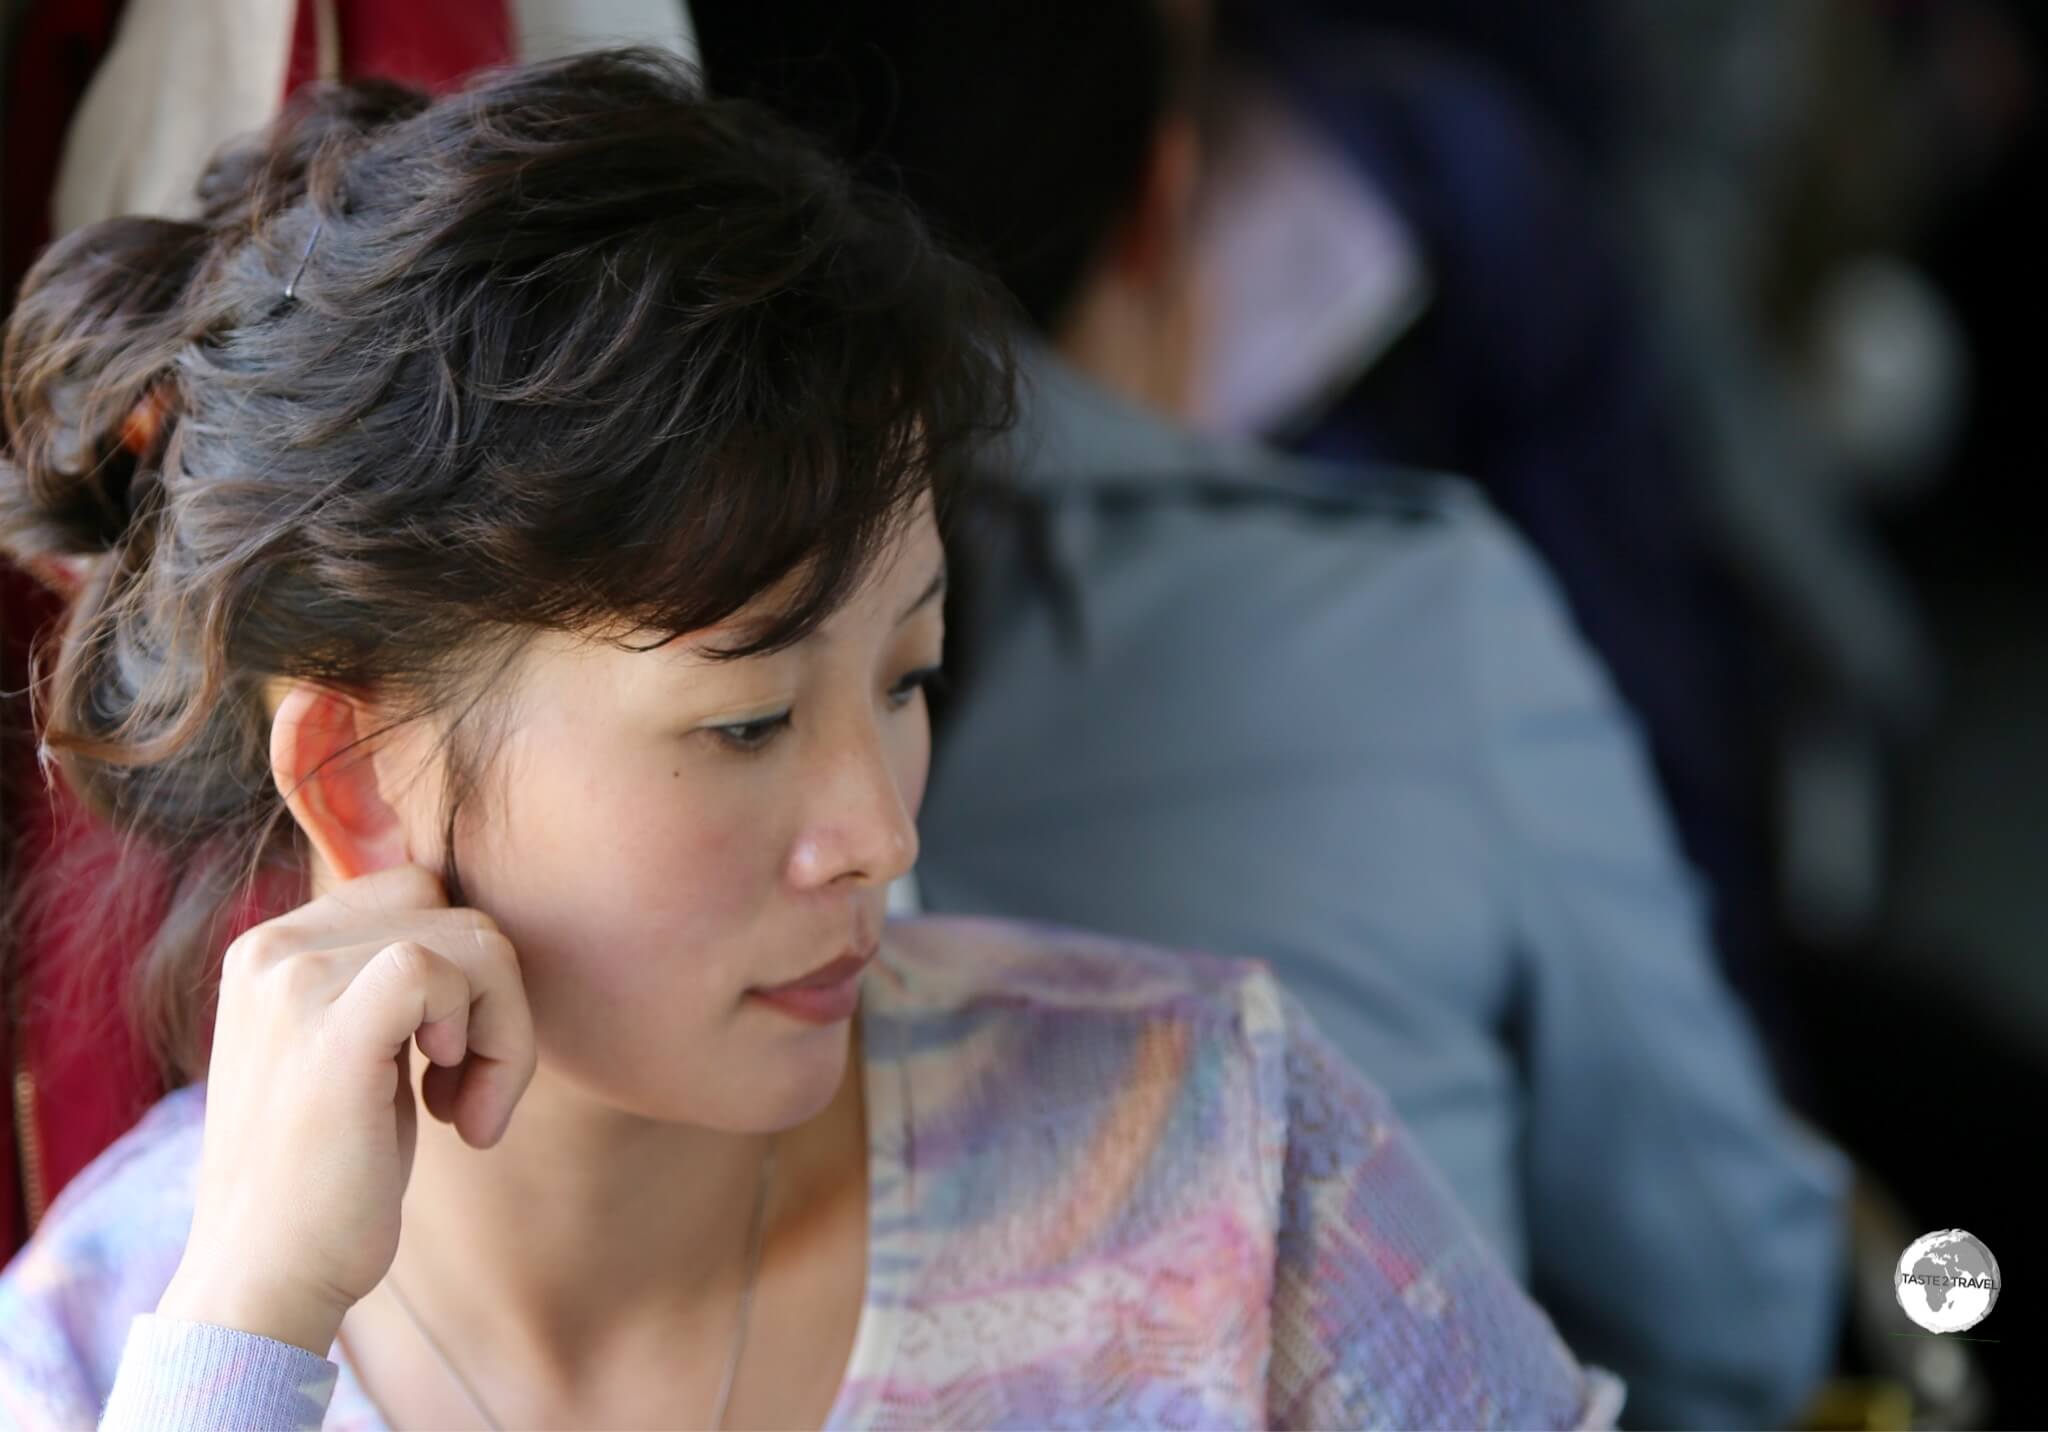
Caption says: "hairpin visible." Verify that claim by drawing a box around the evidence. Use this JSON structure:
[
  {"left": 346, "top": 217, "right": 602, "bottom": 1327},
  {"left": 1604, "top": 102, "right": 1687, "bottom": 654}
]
[{"left": 283, "top": 220, "right": 324, "bottom": 302}]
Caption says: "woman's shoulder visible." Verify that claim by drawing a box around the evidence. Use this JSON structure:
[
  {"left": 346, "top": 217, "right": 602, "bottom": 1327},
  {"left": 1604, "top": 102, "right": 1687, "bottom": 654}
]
[
  {"left": 0, "top": 1085, "right": 206, "bottom": 1417},
  {"left": 872, "top": 914, "right": 1318, "bottom": 1121},
  {"left": 851, "top": 915, "right": 1610, "bottom": 1428},
  {"left": 875, "top": 913, "right": 1319, "bottom": 1117},
  {"left": 868, "top": 914, "right": 1304, "bottom": 1206}
]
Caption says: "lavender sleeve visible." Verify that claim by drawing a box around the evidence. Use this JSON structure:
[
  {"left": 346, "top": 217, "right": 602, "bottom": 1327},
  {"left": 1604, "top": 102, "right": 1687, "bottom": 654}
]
[
  {"left": 1256, "top": 983, "right": 1624, "bottom": 1430},
  {"left": 98, "top": 1317, "right": 337, "bottom": 1432}
]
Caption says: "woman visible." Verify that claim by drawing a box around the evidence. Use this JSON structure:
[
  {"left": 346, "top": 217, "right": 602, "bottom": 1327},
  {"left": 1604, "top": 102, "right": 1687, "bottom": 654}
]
[{"left": 0, "top": 50, "right": 1619, "bottom": 1430}]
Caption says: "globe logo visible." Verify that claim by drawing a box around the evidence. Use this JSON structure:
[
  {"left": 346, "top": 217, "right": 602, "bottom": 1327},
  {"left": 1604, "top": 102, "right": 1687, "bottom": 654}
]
[{"left": 1894, "top": 1229, "right": 2000, "bottom": 1334}]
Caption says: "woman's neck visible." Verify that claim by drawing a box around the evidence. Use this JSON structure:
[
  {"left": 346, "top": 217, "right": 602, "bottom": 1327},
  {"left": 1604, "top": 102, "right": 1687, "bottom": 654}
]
[{"left": 383, "top": 1021, "right": 867, "bottom": 1382}]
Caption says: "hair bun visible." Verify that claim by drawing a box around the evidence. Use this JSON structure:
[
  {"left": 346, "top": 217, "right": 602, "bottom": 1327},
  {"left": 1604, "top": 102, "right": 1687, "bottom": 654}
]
[
  {"left": 0, "top": 78, "right": 429, "bottom": 576},
  {"left": 0, "top": 215, "right": 210, "bottom": 566}
]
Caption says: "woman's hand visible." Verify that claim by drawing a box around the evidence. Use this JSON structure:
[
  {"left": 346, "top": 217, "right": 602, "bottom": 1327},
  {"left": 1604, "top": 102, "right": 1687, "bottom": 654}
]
[{"left": 157, "top": 864, "right": 537, "bottom": 1356}]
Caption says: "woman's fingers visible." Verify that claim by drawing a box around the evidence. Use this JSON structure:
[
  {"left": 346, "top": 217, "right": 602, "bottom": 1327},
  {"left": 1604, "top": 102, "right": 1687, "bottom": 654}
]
[
  {"left": 169, "top": 865, "right": 539, "bottom": 1348},
  {"left": 335, "top": 939, "right": 475, "bottom": 1062},
  {"left": 402, "top": 919, "right": 537, "bottom": 1146},
  {"left": 314, "top": 922, "right": 535, "bottom": 1149},
  {"left": 420, "top": 1057, "right": 464, "bottom": 1128},
  {"left": 265, "top": 867, "right": 537, "bottom": 1148},
  {"left": 457, "top": 934, "right": 537, "bottom": 1146}
]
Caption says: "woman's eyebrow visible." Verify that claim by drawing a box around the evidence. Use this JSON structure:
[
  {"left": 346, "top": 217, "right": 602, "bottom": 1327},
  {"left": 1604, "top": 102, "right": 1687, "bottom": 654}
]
[
  {"left": 898, "top": 564, "right": 948, "bottom": 625},
  {"left": 716, "top": 561, "right": 948, "bottom": 652}
]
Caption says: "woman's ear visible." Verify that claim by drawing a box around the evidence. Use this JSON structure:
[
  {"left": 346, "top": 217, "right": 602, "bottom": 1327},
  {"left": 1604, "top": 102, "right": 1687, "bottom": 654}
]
[{"left": 269, "top": 681, "right": 414, "bottom": 883}]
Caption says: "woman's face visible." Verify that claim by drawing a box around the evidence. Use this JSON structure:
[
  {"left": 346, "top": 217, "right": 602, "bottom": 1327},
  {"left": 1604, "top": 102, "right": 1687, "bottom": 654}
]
[{"left": 431, "top": 502, "right": 945, "bottom": 1133}]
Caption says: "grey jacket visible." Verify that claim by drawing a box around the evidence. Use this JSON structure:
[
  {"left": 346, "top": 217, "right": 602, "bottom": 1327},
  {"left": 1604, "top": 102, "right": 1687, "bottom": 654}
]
[{"left": 917, "top": 349, "right": 1848, "bottom": 1429}]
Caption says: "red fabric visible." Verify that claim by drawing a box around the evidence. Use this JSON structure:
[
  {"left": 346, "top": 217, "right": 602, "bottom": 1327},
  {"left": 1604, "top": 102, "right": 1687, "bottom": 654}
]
[
  {"left": 3, "top": 0, "right": 138, "bottom": 1260},
  {"left": 0, "top": 566, "right": 59, "bottom": 1252},
  {"left": 1, "top": 0, "right": 127, "bottom": 317},
  {"left": 3, "top": 0, "right": 512, "bottom": 1258},
  {"left": 285, "top": 0, "right": 514, "bottom": 98},
  {"left": 2, "top": 562, "right": 165, "bottom": 1252}
]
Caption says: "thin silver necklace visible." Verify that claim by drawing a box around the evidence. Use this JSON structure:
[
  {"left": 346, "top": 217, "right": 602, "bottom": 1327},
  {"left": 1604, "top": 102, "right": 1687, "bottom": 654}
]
[{"left": 384, "top": 1139, "right": 777, "bottom": 1432}]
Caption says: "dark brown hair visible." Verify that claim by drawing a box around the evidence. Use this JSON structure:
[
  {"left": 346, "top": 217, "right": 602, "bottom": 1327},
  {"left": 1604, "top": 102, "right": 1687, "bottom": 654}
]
[{"left": 0, "top": 48, "right": 1015, "bottom": 1082}]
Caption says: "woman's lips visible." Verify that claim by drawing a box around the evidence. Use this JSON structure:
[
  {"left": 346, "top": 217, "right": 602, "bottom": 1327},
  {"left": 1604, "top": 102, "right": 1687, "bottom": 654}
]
[{"left": 747, "top": 947, "right": 875, "bottom": 1025}]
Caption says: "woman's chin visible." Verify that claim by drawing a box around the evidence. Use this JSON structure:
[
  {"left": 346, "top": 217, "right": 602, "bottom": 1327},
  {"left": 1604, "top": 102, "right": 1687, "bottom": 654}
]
[{"left": 602, "top": 1023, "right": 855, "bottom": 1133}]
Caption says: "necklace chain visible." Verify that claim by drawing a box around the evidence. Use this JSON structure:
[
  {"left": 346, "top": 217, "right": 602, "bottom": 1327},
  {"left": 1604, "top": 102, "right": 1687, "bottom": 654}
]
[{"left": 384, "top": 1139, "right": 777, "bottom": 1432}]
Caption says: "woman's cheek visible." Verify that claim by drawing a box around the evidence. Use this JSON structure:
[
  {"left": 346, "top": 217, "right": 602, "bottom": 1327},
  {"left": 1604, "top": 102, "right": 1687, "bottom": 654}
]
[
  {"left": 894, "top": 707, "right": 934, "bottom": 821},
  {"left": 473, "top": 751, "right": 759, "bottom": 980}
]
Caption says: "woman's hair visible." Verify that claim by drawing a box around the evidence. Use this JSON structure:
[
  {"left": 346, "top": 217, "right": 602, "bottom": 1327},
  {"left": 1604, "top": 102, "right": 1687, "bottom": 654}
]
[{"left": 0, "top": 48, "right": 1015, "bottom": 1083}]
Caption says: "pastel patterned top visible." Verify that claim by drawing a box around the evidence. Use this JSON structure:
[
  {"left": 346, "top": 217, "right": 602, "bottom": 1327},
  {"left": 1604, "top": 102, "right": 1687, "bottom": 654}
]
[{"left": 0, "top": 915, "right": 1624, "bottom": 1429}]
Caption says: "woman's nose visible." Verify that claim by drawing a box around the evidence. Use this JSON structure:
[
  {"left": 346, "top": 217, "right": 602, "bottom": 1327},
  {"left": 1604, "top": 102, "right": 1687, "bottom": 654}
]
[{"left": 787, "top": 729, "right": 921, "bottom": 890}]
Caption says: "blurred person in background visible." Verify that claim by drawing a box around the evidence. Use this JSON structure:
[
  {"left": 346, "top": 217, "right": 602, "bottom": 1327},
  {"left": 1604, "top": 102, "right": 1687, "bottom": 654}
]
[
  {"left": 693, "top": 2, "right": 1848, "bottom": 1426},
  {"left": 1190, "top": 7, "right": 1776, "bottom": 1056},
  {"left": 1258, "top": 6, "right": 2048, "bottom": 1420}
]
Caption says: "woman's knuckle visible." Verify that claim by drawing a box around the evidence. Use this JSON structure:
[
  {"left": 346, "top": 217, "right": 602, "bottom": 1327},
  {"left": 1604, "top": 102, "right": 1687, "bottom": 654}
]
[
  {"left": 473, "top": 929, "right": 516, "bottom": 967},
  {"left": 219, "top": 938, "right": 261, "bottom": 984},
  {"left": 224, "top": 926, "right": 285, "bottom": 975},
  {"left": 280, "top": 948, "right": 334, "bottom": 991},
  {"left": 380, "top": 938, "right": 430, "bottom": 977}
]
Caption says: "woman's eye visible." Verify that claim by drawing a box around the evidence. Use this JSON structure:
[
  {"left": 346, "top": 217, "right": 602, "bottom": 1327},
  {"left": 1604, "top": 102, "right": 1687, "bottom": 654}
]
[
  {"left": 708, "top": 668, "right": 941, "bottom": 752},
  {"left": 711, "top": 711, "right": 792, "bottom": 753},
  {"left": 890, "top": 665, "right": 949, "bottom": 709}
]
